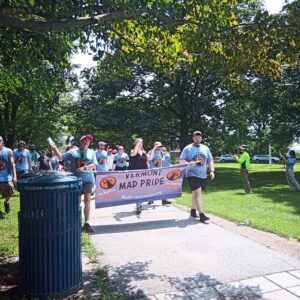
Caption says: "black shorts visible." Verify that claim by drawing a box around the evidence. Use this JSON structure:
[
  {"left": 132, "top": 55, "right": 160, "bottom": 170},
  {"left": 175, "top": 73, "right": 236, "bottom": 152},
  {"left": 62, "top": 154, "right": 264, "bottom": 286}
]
[
  {"left": 115, "top": 166, "right": 127, "bottom": 171},
  {"left": 187, "top": 177, "right": 207, "bottom": 191}
]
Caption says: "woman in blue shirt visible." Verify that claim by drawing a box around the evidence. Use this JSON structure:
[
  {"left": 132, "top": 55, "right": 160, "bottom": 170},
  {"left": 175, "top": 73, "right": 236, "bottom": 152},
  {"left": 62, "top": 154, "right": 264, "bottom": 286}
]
[{"left": 281, "top": 150, "right": 300, "bottom": 191}]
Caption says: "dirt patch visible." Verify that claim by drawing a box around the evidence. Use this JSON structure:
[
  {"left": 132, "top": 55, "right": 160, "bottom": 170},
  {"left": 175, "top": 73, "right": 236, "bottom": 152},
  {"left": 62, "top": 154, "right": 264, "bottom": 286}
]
[{"left": 174, "top": 203, "right": 300, "bottom": 261}]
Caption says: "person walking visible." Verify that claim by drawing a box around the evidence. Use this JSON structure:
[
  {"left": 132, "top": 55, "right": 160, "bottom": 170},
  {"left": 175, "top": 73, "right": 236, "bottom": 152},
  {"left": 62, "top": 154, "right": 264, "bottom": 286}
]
[
  {"left": 112, "top": 146, "right": 129, "bottom": 171},
  {"left": 49, "top": 150, "right": 59, "bottom": 171},
  {"left": 29, "top": 144, "right": 40, "bottom": 172},
  {"left": 0, "top": 136, "right": 17, "bottom": 216},
  {"left": 281, "top": 150, "right": 300, "bottom": 191},
  {"left": 95, "top": 141, "right": 108, "bottom": 172},
  {"left": 37, "top": 150, "right": 52, "bottom": 171},
  {"left": 129, "top": 138, "right": 150, "bottom": 215},
  {"left": 107, "top": 149, "right": 114, "bottom": 171},
  {"left": 179, "top": 131, "right": 215, "bottom": 223},
  {"left": 52, "top": 134, "right": 98, "bottom": 233},
  {"left": 233, "top": 145, "right": 251, "bottom": 194},
  {"left": 13, "top": 141, "right": 32, "bottom": 179},
  {"left": 161, "top": 147, "right": 171, "bottom": 167},
  {"left": 149, "top": 142, "right": 171, "bottom": 205}
]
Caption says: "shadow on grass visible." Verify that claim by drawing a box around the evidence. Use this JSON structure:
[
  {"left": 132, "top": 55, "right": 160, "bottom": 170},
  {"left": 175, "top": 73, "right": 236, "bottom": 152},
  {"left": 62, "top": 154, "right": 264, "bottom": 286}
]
[{"left": 107, "top": 260, "right": 262, "bottom": 299}]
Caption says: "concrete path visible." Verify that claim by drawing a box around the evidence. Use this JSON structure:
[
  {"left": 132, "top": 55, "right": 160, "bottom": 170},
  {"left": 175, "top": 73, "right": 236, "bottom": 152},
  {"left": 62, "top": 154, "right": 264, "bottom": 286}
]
[{"left": 89, "top": 202, "right": 300, "bottom": 299}]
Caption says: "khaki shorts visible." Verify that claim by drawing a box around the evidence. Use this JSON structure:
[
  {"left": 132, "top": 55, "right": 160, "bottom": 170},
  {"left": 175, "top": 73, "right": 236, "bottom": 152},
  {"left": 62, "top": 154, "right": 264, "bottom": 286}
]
[{"left": 0, "top": 182, "right": 14, "bottom": 198}]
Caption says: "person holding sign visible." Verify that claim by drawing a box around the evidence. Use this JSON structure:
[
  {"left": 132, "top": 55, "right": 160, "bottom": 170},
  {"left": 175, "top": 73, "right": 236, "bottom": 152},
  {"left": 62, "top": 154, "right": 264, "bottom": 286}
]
[
  {"left": 95, "top": 141, "right": 108, "bottom": 172},
  {"left": 179, "top": 131, "right": 215, "bottom": 223},
  {"left": 129, "top": 138, "right": 150, "bottom": 215},
  {"left": 113, "top": 146, "right": 129, "bottom": 171},
  {"left": 149, "top": 141, "right": 171, "bottom": 205},
  {"left": 51, "top": 134, "right": 98, "bottom": 233}
]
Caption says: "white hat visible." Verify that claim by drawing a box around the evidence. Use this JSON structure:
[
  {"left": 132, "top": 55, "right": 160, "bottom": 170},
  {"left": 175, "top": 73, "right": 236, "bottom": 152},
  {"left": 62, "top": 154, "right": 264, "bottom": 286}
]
[{"left": 154, "top": 141, "right": 163, "bottom": 147}]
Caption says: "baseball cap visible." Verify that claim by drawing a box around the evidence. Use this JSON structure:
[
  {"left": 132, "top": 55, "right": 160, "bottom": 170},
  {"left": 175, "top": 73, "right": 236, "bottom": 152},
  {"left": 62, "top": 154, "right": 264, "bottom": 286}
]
[
  {"left": 118, "top": 146, "right": 124, "bottom": 150},
  {"left": 192, "top": 131, "right": 202, "bottom": 137},
  {"left": 0, "top": 136, "right": 3, "bottom": 141},
  {"left": 161, "top": 147, "right": 167, "bottom": 152},
  {"left": 239, "top": 144, "right": 248, "bottom": 150},
  {"left": 154, "top": 141, "right": 163, "bottom": 147},
  {"left": 98, "top": 141, "right": 107, "bottom": 146},
  {"left": 80, "top": 134, "right": 93, "bottom": 142}
]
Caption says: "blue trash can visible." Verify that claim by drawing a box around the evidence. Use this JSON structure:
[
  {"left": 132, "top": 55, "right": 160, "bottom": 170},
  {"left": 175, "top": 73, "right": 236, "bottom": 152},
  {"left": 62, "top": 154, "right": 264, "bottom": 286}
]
[{"left": 17, "top": 171, "right": 82, "bottom": 299}]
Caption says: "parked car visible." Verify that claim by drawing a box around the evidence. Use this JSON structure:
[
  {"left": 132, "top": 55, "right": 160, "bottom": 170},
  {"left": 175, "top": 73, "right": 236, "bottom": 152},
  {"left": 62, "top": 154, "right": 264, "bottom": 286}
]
[
  {"left": 219, "top": 154, "right": 235, "bottom": 163},
  {"left": 252, "top": 154, "right": 280, "bottom": 163}
]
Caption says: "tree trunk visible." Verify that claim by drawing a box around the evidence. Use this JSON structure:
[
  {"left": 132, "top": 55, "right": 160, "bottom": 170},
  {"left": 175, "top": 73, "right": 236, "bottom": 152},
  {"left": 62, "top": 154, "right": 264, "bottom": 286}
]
[{"left": 179, "top": 97, "right": 189, "bottom": 151}]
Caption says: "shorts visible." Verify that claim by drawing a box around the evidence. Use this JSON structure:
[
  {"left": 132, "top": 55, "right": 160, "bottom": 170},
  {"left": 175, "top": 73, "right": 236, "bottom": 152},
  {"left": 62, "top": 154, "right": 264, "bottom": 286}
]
[
  {"left": 186, "top": 177, "right": 207, "bottom": 191},
  {"left": 115, "top": 166, "right": 127, "bottom": 171},
  {"left": 0, "top": 182, "right": 14, "bottom": 198},
  {"left": 16, "top": 170, "right": 28, "bottom": 180},
  {"left": 81, "top": 182, "right": 95, "bottom": 195}
]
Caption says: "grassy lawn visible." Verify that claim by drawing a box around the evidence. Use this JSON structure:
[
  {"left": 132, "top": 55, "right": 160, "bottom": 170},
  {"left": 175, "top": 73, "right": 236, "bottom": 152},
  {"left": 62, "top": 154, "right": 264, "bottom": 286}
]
[
  {"left": 177, "top": 163, "right": 300, "bottom": 241},
  {"left": 0, "top": 193, "right": 20, "bottom": 257}
]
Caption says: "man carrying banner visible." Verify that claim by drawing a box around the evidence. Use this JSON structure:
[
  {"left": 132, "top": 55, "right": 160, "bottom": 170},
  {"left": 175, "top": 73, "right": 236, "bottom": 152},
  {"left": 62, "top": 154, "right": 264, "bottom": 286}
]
[
  {"left": 179, "top": 131, "right": 215, "bottom": 223},
  {"left": 149, "top": 141, "right": 171, "bottom": 205},
  {"left": 52, "top": 134, "right": 98, "bottom": 233}
]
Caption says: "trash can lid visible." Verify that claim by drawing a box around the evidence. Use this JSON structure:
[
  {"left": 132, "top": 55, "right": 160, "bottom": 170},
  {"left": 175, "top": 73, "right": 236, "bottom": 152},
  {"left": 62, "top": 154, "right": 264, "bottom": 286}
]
[{"left": 17, "top": 171, "right": 82, "bottom": 186}]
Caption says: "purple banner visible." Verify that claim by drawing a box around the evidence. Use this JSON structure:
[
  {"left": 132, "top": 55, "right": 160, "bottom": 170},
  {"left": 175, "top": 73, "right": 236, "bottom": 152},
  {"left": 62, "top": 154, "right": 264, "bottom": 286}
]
[{"left": 95, "top": 164, "right": 187, "bottom": 208}]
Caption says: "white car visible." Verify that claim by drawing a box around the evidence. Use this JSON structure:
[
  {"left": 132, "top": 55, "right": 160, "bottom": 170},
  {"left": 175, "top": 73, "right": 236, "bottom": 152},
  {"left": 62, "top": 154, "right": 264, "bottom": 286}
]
[
  {"left": 252, "top": 154, "right": 280, "bottom": 163},
  {"left": 219, "top": 154, "right": 235, "bottom": 163}
]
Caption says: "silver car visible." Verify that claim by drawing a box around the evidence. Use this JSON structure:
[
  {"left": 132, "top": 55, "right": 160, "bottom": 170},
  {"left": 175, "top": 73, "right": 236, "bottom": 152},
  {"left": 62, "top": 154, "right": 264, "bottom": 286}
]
[
  {"left": 252, "top": 154, "right": 280, "bottom": 163},
  {"left": 219, "top": 154, "right": 235, "bottom": 163}
]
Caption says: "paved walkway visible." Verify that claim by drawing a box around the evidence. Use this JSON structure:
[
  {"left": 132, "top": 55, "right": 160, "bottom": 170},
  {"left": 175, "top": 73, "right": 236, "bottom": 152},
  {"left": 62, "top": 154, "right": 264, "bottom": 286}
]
[{"left": 89, "top": 202, "right": 300, "bottom": 299}]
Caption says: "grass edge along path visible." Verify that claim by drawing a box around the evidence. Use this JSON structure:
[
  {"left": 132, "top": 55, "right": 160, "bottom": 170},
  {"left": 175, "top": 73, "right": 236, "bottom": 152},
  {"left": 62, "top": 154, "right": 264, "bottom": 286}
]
[{"left": 176, "top": 163, "right": 300, "bottom": 241}]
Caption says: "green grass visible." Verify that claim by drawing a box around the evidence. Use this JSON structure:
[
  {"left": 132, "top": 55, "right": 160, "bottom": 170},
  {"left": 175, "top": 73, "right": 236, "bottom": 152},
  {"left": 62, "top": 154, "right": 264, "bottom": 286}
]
[
  {"left": 177, "top": 163, "right": 300, "bottom": 240},
  {"left": 0, "top": 193, "right": 20, "bottom": 257}
]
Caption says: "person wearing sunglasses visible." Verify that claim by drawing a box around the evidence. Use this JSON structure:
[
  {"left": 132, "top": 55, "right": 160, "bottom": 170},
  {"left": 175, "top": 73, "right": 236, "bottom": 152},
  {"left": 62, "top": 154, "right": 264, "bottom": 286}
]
[{"left": 13, "top": 141, "right": 32, "bottom": 179}]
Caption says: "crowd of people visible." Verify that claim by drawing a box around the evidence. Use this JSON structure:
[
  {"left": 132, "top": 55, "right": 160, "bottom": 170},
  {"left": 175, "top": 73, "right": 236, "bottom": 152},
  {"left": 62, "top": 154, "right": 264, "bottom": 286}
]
[{"left": 0, "top": 132, "right": 299, "bottom": 232}]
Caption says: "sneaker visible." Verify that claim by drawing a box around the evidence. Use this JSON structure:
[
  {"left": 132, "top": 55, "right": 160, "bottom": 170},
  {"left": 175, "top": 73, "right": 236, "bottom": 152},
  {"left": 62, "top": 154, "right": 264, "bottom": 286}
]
[
  {"left": 162, "top": 200, "right": 172, "bottom": 205},
  {"left": 190, "top": 209, "right": 198, "bottom": 218},
  {"left": 148, "top": 201, "right": 154, "bottom": 205},
  {"left": 136, "top": 206, "right": 142, "bottom": 215},
  {"left": 199, "top": 213, "right": 210, "bottom": 223},
  {"left": 0, "top": 211, "right": 4, "bottom": 219},
  {"left": 4, "top": 202, "right": 11, "bottom": 214},
  {"left": 83, "top": 223, "right": 94, "bottom": 233}
]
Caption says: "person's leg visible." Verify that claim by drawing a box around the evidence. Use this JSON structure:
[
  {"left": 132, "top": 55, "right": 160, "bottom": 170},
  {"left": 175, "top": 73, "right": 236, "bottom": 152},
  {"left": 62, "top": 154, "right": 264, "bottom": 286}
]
[
  {"left": 193, "top": 188, "right": 203, "bottom": 214},
  {"left": 83, "top": 192, "right": 92, "bottom": 223},
  {"left": 286, "top": 170, "right": 296, "bottom": 190},
  {"left": 287, "top": 170, "right": 300, "bottom": 191},
  {"left": 241, "top": 169, "right": 251, "bottom": 193}
]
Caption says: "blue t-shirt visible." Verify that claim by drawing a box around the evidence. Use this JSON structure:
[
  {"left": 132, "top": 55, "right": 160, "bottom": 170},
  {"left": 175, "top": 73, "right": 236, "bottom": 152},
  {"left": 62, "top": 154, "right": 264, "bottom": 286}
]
[
  {"left": 0, "top": 147, "right": 13, "bottom": 182},
  {"left": 162, "top": 153, "right": 171, "bottom": 167},
  {"left": 113, "top": 153, "right": 129, "bottom": 168},
  {"left": 179, "top": 144, "right": 213, "bottom": 179},
  {"left": 287, "top": 157, "right": 297, "bottom": 171},
  {"left": 50, "top": 157, "right": 58, "bottom": 171},
  {"left": 150, "top": 150, "right": 164, "bottom": 168},
  {"left": 30, "top": 151, "right": 40, "bottom": 167},
  {"left": 95, "top": 150, "right": 108, "bottom": 172},
  {"left": 13, "top": 149, "right": 31, "bottom": 171},
  {"left": 63, "top": 148, "right": 98, "bottom": 183}
]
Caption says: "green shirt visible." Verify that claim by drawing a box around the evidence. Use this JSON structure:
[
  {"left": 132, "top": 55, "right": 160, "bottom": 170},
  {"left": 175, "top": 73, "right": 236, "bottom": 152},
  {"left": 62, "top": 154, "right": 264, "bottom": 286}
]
[{"left": 236, "top": 151, "right": 250, "bottom": 170}]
